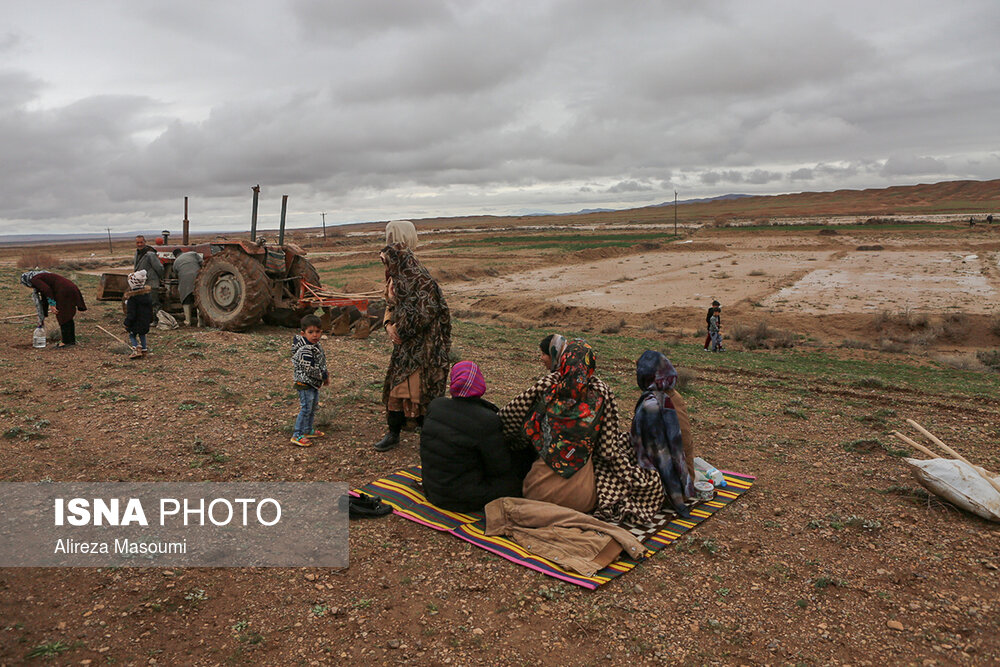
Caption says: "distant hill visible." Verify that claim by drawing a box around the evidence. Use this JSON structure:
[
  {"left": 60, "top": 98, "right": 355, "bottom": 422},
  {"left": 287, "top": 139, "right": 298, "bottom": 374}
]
[{"left": 652, "top": 193, "right": 753, "bottom": 207}]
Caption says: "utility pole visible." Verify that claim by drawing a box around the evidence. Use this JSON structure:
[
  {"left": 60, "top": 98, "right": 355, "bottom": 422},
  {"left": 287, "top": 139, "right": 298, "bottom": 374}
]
[
  {"left": 321, "top": 212, "right": 326, "bottom": 238},
  {"left": 106, "top": 228, "right": 113, "bottom": 255},
  {"left": 674, "top": 190, "right": 678, "bottom": 236}
]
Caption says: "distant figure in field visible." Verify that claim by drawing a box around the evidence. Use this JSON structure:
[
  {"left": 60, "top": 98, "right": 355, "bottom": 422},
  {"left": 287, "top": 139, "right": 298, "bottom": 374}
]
[
  {"left": 988, "top": 214, "right": 994, "bottom": 225},
  {"left": 703, "top": 300, "right": 720, "bottom": 351},
  {"left": 171, "top": 248, "right": 203, "bottom": 326},
  {"left": 20, "top": 270, "right": 88, "bottom": 347},
  {"left": 709, "top": 307, "right": 723, "bottom": 352},
  {"left": 385, "top": 220, "right": 418, "bottom": 250}
]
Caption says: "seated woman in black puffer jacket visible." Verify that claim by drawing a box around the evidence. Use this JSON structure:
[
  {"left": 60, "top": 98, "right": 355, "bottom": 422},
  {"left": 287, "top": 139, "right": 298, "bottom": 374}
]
[{"left": 420, "top": 362, "right": 534, "bottom": 512}]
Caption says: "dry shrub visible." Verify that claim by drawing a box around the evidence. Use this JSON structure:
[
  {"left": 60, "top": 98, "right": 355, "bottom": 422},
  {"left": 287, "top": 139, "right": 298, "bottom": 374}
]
[
  {"left": 17, "top": 251, "right": 60, "bottom": 269},
  {"left": 840, "top": 339, "right": 873, "bottom": 350},
  {"left": 976, "top": 349, "right": 1000, "bottom": 371},
  {"left": 873, "top": 308, "right": 931, "bottom": 332},
  {"left": 676, "top": 367, "right": 696, "bottom": 392},
  {"left": 940, "top": 313, "right": 970, "bottom": 340},
  {"left": 729, "top": 321, "right": 796, "bottom": 350},
  {"left": 601, "top": 318, "right": 627, "bottom": 334},
  {"left": 878, "top": 338, "right": 905, "bottom": 353},
  {"left": 933, "top": 353, "right": 989, "bottom": 372},
  {"left": 748, "top": 269, "right": 767, "bottom": 276}
]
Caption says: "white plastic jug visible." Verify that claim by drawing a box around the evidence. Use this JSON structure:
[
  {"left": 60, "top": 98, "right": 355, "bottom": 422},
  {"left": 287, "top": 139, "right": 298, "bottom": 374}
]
[
  {"left": 32, "top": 326, "right": 46, "bottom": 349},
  {"left": 694, "top": 457, "right": 727, "bottom": 487}
]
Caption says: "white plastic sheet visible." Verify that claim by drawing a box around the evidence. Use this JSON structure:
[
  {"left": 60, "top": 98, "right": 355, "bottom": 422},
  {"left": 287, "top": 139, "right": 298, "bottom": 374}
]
[{"left": 905, "top": 458, "right": 1000, "bottom": 522}]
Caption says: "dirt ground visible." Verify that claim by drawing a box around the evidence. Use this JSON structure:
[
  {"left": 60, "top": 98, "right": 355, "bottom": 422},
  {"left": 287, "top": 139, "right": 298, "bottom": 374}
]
[{"left": 2, "top": 202, "right": 1000, "bottom": 665}]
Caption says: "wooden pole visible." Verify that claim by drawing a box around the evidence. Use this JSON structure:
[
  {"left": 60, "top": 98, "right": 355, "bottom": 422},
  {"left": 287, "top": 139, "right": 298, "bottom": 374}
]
[
  {"left": 96, "top": 324, "right": 128, "bottom": 346},
  {"left": 0, "top": 314, "right": 35, "bottom": 322},
  {"left": 891, "top": 431, "right": 936, "bottom": 459}
]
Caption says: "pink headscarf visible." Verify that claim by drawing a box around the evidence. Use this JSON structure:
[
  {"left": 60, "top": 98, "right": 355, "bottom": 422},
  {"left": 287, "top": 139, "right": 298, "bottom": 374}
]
[{"left": 449, "top": 361, "right": 486, "bottom": 398}]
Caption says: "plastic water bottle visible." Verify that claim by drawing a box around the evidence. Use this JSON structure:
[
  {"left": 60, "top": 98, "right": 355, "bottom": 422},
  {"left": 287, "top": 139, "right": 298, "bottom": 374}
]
[
  {"left": 694, "top": 457, "right": 727, "bottom": 487},
  {"left": 32, "top": 326, "right": 46, "bottom": 349}
]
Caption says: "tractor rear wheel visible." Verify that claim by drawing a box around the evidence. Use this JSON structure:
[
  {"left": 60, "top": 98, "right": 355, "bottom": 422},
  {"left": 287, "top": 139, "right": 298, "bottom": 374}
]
[
  {"left": 195, "top": 250, "right": 270, "bottom": 330},
  {"left": 264, "top": 256, "right": 321, "bottom": 328}
]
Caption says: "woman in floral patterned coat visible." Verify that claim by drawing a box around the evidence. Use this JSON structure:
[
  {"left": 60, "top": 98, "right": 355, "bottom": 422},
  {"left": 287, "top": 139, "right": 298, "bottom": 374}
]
[
  {"left": 499, "top": 339, "right": 666, "bottom": 524},
  {"left": 373, "top": 243, "right": 451, "bottom": 452}
]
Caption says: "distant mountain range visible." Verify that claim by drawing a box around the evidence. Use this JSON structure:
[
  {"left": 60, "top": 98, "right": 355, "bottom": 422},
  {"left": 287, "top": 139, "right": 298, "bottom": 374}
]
[
  {"left": 520, "top": 193, "right": 753, "bottom": 217},
  {"left": 652, "top": 193, "right": 753, "bottom": 207}
]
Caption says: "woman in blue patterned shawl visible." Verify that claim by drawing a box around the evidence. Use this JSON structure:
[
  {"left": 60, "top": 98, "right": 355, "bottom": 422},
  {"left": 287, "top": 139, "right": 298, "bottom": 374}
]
[{"left": 630, "top": 350, "right": 695, "bottom": 517}]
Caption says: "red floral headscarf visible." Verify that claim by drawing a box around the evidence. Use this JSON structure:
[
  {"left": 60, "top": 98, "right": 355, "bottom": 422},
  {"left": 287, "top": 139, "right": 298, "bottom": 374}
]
[{"left": 524, "top": 340, "right": 605, "bottom": 478}]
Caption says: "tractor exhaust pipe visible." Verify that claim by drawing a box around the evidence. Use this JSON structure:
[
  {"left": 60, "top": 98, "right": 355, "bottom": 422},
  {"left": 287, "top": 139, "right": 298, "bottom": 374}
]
[
  {"left": 182, "top": 196, "right": 189, "bottom": 245},
  {"left": 278, "top": 194, "right": 288, "bottom": 246},
  {"left": 250, "top": 185, "right": 260, "bottom": 242}
]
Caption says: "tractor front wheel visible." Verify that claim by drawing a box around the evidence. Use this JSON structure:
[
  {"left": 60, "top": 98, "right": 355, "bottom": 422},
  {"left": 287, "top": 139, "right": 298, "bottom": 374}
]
[{"left": 194, "top": 250, "right": 270, "bottom": 330}]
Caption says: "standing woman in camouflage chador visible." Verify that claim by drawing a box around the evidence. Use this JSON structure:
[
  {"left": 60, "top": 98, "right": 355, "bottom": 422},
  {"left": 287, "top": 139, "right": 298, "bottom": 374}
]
[{"left": 373, "top": 243, "right": 452, "bottom": 452}]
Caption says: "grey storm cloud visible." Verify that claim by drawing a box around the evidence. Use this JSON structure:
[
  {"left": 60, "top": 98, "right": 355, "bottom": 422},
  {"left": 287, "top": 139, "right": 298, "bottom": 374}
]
[
  {"left": 607, "top": 180, "right": 654, "bottom": 194},
  {"left": 1, "top": 0, "right": 998, "bottom": 234},
  {"left": 881, "top": 155, "right": 949, "bottom": 177}
]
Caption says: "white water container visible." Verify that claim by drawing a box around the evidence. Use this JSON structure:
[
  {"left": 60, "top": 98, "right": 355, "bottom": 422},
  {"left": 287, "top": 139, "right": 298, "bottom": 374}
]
[{"left": 32, "top": 326, "right": 46, "bottom": 348}]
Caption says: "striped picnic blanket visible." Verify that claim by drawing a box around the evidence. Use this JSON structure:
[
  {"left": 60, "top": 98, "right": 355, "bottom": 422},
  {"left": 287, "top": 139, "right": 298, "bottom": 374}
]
[{"left": 353, "top": 466, "right": 755, "bottom": 589}]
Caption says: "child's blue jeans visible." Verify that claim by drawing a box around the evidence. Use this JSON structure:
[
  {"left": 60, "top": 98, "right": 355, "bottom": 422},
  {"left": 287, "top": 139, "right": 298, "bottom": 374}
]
[
  {"left": 293, "top": 386, "right": 319, "bottom": 438},
  {"left": 128, "top": 333, "right": 148, "bottom": 350}
]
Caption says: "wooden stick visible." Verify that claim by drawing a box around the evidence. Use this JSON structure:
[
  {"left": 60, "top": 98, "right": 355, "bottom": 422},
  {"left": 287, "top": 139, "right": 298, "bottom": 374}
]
[
  {"left": 95, "top": 324, "right": 128, "bottom": 346},
  {"left": 891, "top": 431, "right": 936, "bottom": 459},
  {"left": 905, "top": 418, "right": 996, "bottom": 474},
  {"left": 906, "top": 419, "right": 1000, "bottom": 494},
  {"left": 0, "top": 314, "right": 35, "bottom": 322}
]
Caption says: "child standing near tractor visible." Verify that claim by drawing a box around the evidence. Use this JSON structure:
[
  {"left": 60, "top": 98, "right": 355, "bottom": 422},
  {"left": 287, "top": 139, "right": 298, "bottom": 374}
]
[
  {"left": 290, "top": 314, "right": 329, "bottom": 447},
  {"left": 123, "top": 270, "right": 153, "bottom": 359}
]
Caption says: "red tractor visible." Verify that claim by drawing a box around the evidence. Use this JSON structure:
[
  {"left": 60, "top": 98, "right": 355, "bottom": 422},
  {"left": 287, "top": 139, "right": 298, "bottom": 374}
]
[{"left": 98, "top": 190, "right": 321, "bottom": 330}]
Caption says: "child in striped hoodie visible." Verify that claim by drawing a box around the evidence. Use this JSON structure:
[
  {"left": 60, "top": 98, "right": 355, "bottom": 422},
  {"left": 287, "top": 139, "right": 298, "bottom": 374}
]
[{"left": 290, "top": 314, "right": 329, "bottom": 447}]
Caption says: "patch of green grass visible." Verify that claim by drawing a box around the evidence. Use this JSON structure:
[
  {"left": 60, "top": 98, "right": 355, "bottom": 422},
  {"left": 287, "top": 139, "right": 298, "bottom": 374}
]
[
  {"left": 813, "top": 576, "right": 847, "bottom": 590},
  {"left": 446, "top": 232, "right": 677, "bottom": 252},
  {"left": 25, "top": 641, "right": 80, "bottom": 659}
]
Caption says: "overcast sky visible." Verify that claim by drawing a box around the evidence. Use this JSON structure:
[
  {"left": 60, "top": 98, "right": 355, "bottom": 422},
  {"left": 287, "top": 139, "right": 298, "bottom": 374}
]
[{"left": 2, "top": 0, "right": 998, "bottom": 236}]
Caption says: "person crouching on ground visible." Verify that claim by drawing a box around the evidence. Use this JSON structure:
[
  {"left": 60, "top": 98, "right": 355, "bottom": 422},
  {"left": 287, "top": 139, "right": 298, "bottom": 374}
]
[
  {"left": 290, "top": 314, "right": 329, "bottom": 447},
  {"left": 420, "top": 361, "right": 534, "bottom": 512},
  {"left": 20, "top": 270, "right": 88, "bottom": 348},
  {"left": 631, "top": 350, "right": 696, "bottom": 517},
  {"left": 123, "top": 270, "right": 153, "bottom": 358}
]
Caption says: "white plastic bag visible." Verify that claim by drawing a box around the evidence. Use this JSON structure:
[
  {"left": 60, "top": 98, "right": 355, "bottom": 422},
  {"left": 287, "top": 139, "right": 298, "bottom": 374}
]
[
  {"left": 156, "top": 310, "right": 179, "bottom": 330},
  {"left": 904, "top": 458, "right": 1000, "bottom": 522}
]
